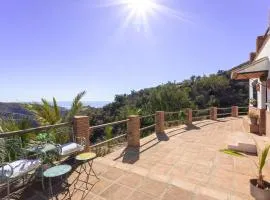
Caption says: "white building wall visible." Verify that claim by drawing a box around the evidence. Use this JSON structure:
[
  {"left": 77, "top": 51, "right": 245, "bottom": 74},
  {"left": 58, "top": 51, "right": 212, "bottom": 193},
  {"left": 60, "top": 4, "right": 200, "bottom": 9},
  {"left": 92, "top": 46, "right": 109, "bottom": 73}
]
[
  {"left": 255, "top": 36, "right": 270, "bottom": 109},
  {"left": 256, "top": 37, "right": 270, "bottom": 61},
  {"left": 257, "top": 80, "right": 267, "bottom": 109}
]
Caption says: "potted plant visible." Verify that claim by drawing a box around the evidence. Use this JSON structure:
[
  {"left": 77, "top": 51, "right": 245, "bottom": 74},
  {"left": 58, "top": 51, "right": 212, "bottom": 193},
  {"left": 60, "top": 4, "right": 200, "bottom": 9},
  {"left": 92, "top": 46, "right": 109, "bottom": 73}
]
[
  {"left": 250, "top": 98, "right": 257, "bottom": 107},
  {"left": 250, "top": 145, "right": 270, "bottom": 200},
  {"left": 248, "top": 112, "right": 259, "bottom": 125}
]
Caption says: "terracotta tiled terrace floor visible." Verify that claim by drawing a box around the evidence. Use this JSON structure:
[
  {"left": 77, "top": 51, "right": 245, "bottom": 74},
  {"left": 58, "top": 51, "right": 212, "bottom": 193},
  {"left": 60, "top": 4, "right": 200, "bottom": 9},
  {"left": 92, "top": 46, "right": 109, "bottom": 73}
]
[{"left": 28, "top": 117, "right": 269, "bottom": 200}]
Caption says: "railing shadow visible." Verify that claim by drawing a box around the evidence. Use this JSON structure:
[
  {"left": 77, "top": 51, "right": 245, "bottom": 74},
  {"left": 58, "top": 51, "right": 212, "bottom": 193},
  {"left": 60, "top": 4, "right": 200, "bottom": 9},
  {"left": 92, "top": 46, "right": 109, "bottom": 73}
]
[
  {"left": 122, "top": 147, "right": 140, "bottom": 164},
  {"left": 115, "top": 119, "right": 235, "bottom": 164},
  {"left": 185, "top": 124, "right": 201, "bottom": 130},
  {"left": 165, "top": 120, "right": 219, "bottom": 138},
  {"left": 156, "top": 132, "right": 169, "bottom": 141}
]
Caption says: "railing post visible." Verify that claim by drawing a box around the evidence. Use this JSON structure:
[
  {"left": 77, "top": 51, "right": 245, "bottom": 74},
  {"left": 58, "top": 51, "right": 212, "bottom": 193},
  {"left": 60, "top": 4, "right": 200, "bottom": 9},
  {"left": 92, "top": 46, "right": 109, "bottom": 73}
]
[
  {"left": 127, "top": 115, "right": 140, "bottom": 148},
  {"left": 210, "top": 107, "right": 217, "bottom": 120},
  {"left": 155, "top": 111, "right": 165, "bottom": 134},
  {"left": 73, "top": 116, "right": 90, "bottom": 152},
  {"left": 186, "top": 108, "right": 192, "bottom": 124},
  {"left": 231, "top": 106, "right": 238, "bottom": 117}
]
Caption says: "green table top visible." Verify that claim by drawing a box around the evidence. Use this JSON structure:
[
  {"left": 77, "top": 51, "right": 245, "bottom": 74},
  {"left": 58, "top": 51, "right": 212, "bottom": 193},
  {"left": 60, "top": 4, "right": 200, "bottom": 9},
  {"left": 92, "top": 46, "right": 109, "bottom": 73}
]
[
  {"left": 75, "top": 152, "right": 96, "bottom": 161},
  {"left": 43, "top": 164, "right": 72, "bottom": 178}
]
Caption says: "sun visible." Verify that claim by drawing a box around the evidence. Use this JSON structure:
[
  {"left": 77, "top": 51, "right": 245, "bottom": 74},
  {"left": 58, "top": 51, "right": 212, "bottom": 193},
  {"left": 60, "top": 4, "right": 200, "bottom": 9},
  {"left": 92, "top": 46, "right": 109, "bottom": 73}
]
[
  {"left": 100, "top": 0, "right": 191, "bottom": 34},
  {"left": 125, "top": 0, "right": 155, "bottom": 16}
]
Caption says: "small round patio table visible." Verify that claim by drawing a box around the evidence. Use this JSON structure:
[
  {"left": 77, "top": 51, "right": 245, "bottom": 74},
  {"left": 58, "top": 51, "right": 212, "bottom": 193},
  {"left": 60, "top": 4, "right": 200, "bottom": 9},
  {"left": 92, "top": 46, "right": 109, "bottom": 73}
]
[
  {"left": 43, "top": 164, "right": 72, "bottom": 200},
  {"left": 74, "top": 152, "right": 99, "bottom": 190}
]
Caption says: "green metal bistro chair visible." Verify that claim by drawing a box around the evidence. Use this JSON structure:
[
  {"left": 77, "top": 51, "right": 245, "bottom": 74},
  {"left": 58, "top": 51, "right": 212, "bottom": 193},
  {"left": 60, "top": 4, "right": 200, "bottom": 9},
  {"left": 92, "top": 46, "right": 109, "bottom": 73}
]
[
  {"left": 0, "top": 138, "right": 41, "bottom": 200},
  {"left": 0, "top": 159, "right": 41, "bottom": 199}
]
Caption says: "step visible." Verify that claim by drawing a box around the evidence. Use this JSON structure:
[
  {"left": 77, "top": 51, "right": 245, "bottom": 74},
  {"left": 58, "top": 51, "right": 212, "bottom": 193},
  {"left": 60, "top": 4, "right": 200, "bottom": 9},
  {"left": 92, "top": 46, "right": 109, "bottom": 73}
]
[
  {"left": 227, "top": 131, "right": 257, "bottom": 154},
  {"left": 227, "top": 142, "right": 257, "bottom": 154}
]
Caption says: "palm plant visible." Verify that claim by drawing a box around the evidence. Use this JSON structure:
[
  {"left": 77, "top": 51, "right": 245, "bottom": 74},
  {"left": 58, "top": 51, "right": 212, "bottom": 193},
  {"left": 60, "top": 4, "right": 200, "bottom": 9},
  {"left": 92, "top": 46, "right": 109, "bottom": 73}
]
[
  {"left": 26, "top": 91, "right": 86, "bottom": 125},
  {"left": 25, "top": 91, "right": 86, "bottom": 144},
  {"left": 257, "top": 145, "right": 270, "bottom": 189}
]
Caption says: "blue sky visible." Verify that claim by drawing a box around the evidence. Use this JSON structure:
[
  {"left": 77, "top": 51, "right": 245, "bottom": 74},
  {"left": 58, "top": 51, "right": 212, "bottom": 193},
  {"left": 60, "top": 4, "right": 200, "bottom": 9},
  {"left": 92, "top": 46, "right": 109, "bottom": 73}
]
[{"left": 1, "top": 0, "right": 270, "bottom": 102}]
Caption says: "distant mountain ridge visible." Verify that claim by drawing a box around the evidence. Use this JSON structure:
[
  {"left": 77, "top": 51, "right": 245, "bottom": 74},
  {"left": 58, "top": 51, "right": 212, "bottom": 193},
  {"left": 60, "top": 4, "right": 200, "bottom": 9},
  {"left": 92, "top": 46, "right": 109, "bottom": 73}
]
[{"left": 0, "top": 102, "right": 32, "bottom": 116}]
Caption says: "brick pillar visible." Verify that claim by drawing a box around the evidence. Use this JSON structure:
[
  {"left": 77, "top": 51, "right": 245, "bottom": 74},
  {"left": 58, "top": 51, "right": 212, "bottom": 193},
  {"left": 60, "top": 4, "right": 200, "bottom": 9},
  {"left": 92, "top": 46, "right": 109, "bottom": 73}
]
[
  {"left": 186, "top": 108, "right": 192, "bottom": 124},
  {"left": 155, "top": 111, "right": 165, "bottom": 134},
  {"left": 127, "top": 115, "right": 140, "bottom": 148},
  {"left": 210, "top": 107, "right": 217, "bottom": 120},
  {"left": 73, "top": 116, "right": 90, "bottom": 152},
  {"left": 231, "top": 106, "right": 238, "bottom": 117}
]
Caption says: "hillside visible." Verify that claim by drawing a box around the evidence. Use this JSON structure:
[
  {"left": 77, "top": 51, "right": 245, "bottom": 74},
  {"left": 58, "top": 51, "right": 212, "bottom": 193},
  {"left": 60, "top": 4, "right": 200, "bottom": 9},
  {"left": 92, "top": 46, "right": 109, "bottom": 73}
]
[
  {"left": 0, "top": 69, "right": 249, "bottom": 125},
  {"left": 0, "top": 102, "right": 33, "bottom": 118},
  {"left": 86, "top": 69, "right": 248, "bottom": 123}
]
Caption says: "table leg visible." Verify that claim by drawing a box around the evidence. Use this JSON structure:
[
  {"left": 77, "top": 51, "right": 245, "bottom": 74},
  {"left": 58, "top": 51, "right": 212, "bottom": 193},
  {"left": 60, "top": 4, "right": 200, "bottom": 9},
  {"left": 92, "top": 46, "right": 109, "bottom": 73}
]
[
  {"left": 49, "top": 178, "right": 53, "bottom": 200},
  {"left": 74, "top": 163, "right": 83, "bottom": 188},
  {"left": 88, "top": 160, "right": 99, "bottom": 179},
  {"left": 64, "top": 173, "right": 71, "bottom": 199}
]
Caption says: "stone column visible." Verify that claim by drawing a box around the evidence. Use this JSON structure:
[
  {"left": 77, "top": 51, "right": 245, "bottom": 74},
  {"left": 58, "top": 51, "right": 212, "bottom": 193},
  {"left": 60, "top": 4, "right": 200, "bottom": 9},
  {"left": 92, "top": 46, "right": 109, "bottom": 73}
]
[
  {"left": 231, "top": 106, "right": 238, "bottom": 117},
  {"left": 210, "top": 107, "right": 217, "bottom": 120},
  {"left": 155, "top": 111, "right": 165, "bottom": 134},
  {"left": 186, "top": 108, "right": 192, "bottom": 124},
  {"left": 73, "top": 116, "right": 90, "bottom": 152},
  {"left": 127, "top": 115, "right": 140, "bottom": 148}
]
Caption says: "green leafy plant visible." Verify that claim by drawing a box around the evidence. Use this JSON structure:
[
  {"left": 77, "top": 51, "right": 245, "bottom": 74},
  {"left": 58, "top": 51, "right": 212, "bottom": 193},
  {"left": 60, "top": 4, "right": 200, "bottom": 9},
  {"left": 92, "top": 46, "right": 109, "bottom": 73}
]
[
  {"left": 25, "top": 91, "right": 86, "bottom": 144},
  {"left": 26, "top": 91, "right": 86, "bottom": 125},
  {"left": 0, "top": 117, "right": 32, "bottom": 161},
  {"left": 249, "top": 98, "right": 257, "bottom": 106},
  {"left": 36, "top": 132, "right": 53, "bottom": 144},
  {"left": 105, "top": 125, "right": 113, "bottom": 140},
  {"left": 178, "top": 111, "right": 186, "bottom": 122},
  {"left": 256, "top": 145, "right": 270, "bottom": 189}
]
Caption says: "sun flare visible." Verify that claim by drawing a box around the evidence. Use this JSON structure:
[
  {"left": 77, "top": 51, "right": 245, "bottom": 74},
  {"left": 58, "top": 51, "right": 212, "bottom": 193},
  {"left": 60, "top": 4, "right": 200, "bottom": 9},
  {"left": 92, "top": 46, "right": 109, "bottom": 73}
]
[
  {"left": 100, "top": 0, "right": 192, "bottom": 34},
  {"left": 125, "top": 0, "right": 155, "bottom": 16}
]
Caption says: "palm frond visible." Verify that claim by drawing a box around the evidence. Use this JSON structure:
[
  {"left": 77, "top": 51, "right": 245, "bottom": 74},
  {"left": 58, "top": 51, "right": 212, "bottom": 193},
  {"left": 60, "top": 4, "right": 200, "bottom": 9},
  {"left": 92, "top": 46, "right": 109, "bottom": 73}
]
[
  {"left": 53, "top": 97, "right": 61, "bottom": 122},
  {"left": 25, "top": 99, "right": 60, "bottom": 125},
  {"left": 65, "top": 91, "right": 86, "bottom": 122},
  {"left": 219, "top": 149, "right": 245, "bottom": 157},
  {"left": 258, "top": 144, "right": 270, "bottom": 174}
]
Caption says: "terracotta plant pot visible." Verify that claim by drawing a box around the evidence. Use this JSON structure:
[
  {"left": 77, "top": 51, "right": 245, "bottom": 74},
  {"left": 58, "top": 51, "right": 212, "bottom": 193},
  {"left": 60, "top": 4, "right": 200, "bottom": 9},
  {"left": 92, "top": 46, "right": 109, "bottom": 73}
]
[
  {"left": 250, "top": 117, "right": 258, "bottom": 125},
  {"left": 250, "top": 179, "right": 270, "bottom": 200}
]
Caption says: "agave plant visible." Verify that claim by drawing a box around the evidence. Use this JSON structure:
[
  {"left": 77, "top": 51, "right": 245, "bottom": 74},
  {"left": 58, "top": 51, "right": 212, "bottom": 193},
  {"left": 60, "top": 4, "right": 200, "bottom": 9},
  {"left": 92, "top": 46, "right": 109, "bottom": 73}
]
[
  {"left": 257, "top": 145, "right": 270, "bottom": 189},
  {"left": 26, "top": 91, "right": 86, "bottom": 125}
]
